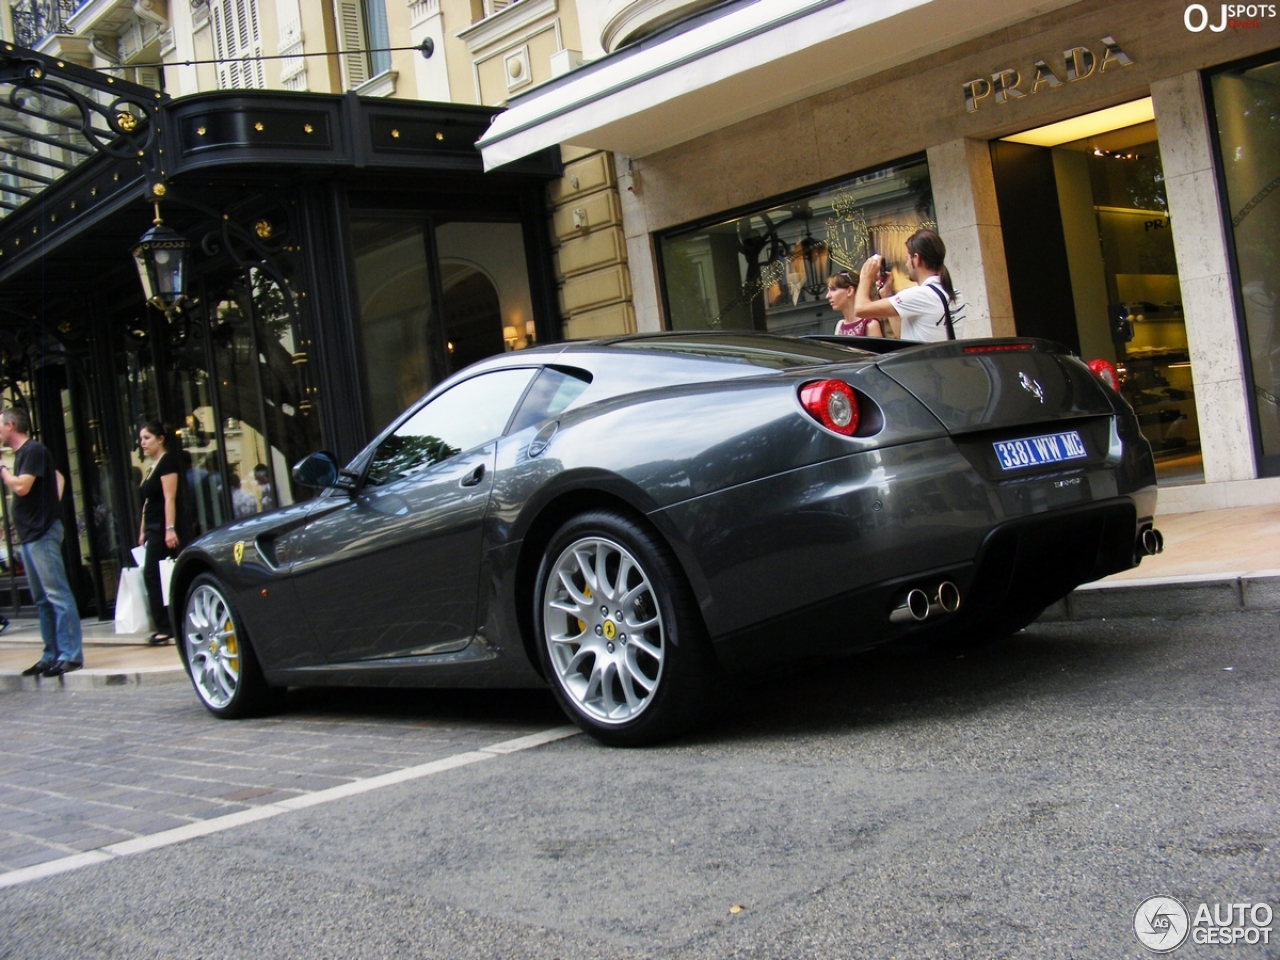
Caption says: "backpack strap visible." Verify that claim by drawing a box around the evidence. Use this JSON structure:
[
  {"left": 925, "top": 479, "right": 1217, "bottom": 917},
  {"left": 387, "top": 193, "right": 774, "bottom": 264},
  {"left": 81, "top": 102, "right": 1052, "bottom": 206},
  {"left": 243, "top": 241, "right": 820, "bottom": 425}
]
[{"left": 926, "top": 283, "right": 955, "bottom": 340}]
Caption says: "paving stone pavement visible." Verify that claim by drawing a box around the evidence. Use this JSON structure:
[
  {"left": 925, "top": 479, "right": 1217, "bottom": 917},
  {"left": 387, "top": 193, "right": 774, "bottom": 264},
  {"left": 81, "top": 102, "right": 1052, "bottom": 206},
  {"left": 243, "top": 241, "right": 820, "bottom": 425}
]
[{"left": 0, "top": 683, "right": 564, "bottom": 874}]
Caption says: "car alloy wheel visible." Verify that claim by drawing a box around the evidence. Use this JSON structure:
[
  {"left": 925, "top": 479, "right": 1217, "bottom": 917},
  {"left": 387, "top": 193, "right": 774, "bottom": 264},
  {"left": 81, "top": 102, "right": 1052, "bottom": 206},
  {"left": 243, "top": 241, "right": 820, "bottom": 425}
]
[
  {"left": 182, "top": 573, "right": 275, "bottom": 718},
  {"left": 536, "top": 509, "right": 714, "bottom": 746},
  {"left": 542, "top": 535, "right": 665, "bottom": 724}
]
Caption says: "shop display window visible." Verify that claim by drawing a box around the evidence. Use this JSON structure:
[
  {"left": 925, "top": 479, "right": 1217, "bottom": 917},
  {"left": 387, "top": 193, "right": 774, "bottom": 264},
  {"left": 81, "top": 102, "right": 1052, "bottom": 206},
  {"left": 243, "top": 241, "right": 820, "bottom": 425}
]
[
  {"left": 352, "top": 214, "right": 537, "bottom": 437},
  {"left": 998, "top": 98, "right": 1202, "bottom": 484},
  {"left": 1209, "top": 54, "right": 1280, "bottom": 477},
  {"left": 657, "top": 158, "right": 935, "bottom": 337}
]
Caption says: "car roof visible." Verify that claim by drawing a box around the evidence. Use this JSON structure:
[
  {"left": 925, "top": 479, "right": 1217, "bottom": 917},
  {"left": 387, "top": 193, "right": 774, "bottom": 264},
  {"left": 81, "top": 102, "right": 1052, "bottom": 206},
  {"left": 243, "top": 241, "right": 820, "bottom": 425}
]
[{"left": 461, "top": 331, "right": 879, "bottom": 375}]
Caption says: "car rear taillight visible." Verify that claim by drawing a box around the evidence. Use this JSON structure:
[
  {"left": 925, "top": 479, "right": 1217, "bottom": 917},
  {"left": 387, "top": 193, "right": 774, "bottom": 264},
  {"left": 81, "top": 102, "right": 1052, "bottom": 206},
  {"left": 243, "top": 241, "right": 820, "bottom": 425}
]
[
  {"left": 799, "top": 379, "right": 859, "bottom": 436},
  {"left": 1087, "top": 358, "right": 1120, "bottom": 392}
]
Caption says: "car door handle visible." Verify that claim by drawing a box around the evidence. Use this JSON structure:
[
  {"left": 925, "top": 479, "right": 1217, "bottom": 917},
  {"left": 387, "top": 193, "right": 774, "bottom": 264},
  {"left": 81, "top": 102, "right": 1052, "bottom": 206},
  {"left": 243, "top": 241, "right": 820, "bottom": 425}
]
[{"left": 460, "top": 464, "right": 485, "bottom": 487}]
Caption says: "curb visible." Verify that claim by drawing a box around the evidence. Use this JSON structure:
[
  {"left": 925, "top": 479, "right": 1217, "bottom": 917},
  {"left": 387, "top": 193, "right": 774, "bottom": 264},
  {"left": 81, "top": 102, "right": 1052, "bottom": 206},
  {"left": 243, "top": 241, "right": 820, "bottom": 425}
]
[
  {"left": 1, "top": 575, "right": 1274, "bottom": 691},
  {"left": 1041, "top": 572, "right": 1280, "bottom": 622},
  {"left": 0, "top": 666, "right": 187, "bottom": 692}
]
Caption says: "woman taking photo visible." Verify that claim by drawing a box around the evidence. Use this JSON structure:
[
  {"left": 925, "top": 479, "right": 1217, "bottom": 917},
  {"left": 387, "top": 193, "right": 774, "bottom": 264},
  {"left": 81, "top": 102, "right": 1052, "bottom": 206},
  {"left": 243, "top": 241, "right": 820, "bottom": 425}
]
[
  {"left": 827, "top": 270, "right": 883, "bottom": 337},
  {"left": 138, "top": 421, "right": 180, "bottom": 645}
]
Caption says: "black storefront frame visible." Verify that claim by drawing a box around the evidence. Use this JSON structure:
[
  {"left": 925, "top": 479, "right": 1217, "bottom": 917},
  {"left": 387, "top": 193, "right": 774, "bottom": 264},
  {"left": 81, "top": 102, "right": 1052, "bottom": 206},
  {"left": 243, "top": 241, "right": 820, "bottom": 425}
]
[
  {"left": 0, "top": 59, "right": 563, "bottom": 616},
  {"left": 1202, "top": 49, "right": 1280, "bottom": 480}
]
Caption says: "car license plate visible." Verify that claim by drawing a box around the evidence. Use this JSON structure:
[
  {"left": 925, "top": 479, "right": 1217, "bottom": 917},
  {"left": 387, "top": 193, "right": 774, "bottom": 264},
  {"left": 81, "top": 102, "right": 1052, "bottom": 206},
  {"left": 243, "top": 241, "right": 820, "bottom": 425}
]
[{"left": 993, "top": 430, "right": 1087, "bottom": 471}]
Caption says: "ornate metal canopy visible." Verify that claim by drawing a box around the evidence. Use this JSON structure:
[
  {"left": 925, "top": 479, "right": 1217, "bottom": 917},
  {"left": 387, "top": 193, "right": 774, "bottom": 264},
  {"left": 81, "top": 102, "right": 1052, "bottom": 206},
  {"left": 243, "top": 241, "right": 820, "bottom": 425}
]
[{"left": 0, "top": 41, "right": 167, "bottom": 215}]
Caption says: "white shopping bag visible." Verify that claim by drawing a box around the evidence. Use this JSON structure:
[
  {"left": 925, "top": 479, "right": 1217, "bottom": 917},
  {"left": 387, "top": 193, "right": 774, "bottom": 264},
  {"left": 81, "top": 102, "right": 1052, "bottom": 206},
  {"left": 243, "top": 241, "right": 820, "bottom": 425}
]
[
  {"left": 131, "top": 545, "right": 146, "bottom": 567},
  {"left": 115, "top": 567, "right": 154, "bottom": 635},
  {"left": 159, "top": 557, "right": 176, "bottom": 607}
]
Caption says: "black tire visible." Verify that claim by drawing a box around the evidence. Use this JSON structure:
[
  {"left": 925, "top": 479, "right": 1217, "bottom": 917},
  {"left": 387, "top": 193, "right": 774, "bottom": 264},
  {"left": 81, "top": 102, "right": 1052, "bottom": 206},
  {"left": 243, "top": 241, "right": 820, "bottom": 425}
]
[
  {"left": 533, "top": 509, "right": 714, "bottom": 746},
  {"left": 180, "top": 573, "right": 277, "bottom": 718}
]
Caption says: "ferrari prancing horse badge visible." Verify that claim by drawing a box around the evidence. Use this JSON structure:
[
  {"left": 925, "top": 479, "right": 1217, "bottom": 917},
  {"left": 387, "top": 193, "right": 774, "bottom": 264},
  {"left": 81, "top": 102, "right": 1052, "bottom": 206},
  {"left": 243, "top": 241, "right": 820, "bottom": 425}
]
[{"left": 233, "top": 541, "right": 245, "bottom": 565}]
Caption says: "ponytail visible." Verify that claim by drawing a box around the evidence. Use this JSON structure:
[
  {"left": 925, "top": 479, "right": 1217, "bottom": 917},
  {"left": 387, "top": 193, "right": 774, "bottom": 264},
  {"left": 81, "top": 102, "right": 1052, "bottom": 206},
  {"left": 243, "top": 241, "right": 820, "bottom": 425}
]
[{"left": 938, "top": 264, "right": 956, "bottom": 304}]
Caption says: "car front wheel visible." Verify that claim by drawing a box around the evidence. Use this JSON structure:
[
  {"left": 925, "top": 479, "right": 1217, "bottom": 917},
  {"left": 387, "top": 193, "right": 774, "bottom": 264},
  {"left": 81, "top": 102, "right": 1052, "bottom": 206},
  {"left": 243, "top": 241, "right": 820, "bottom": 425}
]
[
  {"left": 182, "top": 573, "right": 276, "bottom": 718},
  {"left": 535, "top": 510, "right": 713, "bottom": 746}
]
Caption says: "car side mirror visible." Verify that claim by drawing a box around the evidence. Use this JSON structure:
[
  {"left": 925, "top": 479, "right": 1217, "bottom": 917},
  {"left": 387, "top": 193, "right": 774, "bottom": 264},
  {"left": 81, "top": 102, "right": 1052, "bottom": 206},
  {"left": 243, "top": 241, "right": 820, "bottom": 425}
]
[{"left": 291, "top": 451, "right": 341, "bottom": 489}]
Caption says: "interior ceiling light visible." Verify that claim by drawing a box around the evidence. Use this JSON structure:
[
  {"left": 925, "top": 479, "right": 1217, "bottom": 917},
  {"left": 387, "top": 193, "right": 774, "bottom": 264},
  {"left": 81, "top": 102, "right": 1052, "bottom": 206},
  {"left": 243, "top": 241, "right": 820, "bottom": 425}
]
[{"left": 1001, "top": 97, "right": 1155, "bottom": 148}]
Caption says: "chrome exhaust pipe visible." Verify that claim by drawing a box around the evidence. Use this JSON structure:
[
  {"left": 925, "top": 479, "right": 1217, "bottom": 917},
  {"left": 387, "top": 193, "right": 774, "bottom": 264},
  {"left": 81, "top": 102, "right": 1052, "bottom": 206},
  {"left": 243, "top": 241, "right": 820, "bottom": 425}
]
[
  {"left": 890, "top": 588, "right": 931, "bottom": 623},
  {"left": 931, "top": 581, "right": 961, "bottom": 615},
  {"left": 1140, "top": 528, "right": 1164, "bottom": 556}
]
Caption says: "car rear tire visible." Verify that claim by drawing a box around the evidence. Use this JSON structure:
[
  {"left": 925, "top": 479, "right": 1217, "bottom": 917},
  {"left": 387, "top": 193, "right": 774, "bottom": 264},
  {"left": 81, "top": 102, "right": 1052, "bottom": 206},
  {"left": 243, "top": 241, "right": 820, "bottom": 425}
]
[
  {"left": 535, "top": 509, "right": 713, "bottom": 746},
  {"left": 181, "top": 573, "right": 276, "bottom": 718}
]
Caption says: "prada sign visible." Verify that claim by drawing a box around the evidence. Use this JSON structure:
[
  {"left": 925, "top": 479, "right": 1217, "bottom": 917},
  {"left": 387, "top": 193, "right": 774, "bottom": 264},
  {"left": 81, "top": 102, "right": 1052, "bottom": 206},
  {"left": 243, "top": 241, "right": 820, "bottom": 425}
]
[{"left": 963, "top": 36, "right": 1135, "bottom": 112}]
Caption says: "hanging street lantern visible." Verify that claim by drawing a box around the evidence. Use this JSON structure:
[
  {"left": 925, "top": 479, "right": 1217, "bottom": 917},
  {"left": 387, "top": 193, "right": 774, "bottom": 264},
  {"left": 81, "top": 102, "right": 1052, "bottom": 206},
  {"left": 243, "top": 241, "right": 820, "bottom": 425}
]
[
  {"left": 799, "top": 226, "right": 829, "bottom": 299},
  {"left": 132, "top": 203, "right": 191, "bottom": 314}
]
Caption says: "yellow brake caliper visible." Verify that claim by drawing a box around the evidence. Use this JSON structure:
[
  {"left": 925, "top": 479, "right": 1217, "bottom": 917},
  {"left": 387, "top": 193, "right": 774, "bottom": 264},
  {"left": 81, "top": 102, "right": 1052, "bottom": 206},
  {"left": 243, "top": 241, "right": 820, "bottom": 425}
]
[
  {"left": 576, "top": 585, "right": 591, "bottom": 633},
  {"left": 223, "top": 619, "right": 239, "bottom": 669}
]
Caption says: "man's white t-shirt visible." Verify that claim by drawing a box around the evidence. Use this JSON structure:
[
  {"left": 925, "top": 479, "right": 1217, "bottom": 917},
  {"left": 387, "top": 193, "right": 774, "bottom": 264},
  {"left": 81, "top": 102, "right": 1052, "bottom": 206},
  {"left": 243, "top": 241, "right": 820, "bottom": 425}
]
[{"left": 889, "top": 275, "right": 967, "bottom": 342}]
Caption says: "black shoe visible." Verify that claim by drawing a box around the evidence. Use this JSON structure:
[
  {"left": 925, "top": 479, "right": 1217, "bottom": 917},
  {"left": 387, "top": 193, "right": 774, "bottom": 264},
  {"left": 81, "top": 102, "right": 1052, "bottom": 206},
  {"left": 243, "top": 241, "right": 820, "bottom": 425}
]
[
  {"left": 42, "top": 660, "right": 82, "bottom": 678},
  {"left": 0, "top": 617, "right": 10, "bottom": 635},
  {"left": 21, "top": 659, "right": 53, "bottom": 677}
]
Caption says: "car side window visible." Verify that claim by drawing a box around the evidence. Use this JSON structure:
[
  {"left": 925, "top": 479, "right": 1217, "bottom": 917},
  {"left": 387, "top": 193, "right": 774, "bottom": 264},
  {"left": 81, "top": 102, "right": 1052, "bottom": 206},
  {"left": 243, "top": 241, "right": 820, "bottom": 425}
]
[
  {"left": 366, "top": 368, "right": 537, "bottom": 486},
  {"left": 507, "top": 367, "right": 592, "bottom": 435}
]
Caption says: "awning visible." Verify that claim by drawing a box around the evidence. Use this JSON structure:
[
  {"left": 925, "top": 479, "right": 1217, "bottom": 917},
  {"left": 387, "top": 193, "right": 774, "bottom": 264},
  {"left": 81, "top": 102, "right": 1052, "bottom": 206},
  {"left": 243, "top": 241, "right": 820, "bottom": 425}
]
[
  {"left": 478, "top": 0, "right": 1077, "bottom": 170},
  {"left": 0, "top": 44, "right": 165, "bottom": 216}
]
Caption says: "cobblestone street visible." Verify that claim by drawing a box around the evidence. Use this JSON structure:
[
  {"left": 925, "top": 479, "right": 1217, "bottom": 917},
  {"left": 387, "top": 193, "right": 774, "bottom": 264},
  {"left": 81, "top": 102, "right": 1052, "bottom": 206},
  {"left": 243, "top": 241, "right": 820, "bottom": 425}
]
[{"left": 0, "top": 684, "right": 564, "bottom": 873}]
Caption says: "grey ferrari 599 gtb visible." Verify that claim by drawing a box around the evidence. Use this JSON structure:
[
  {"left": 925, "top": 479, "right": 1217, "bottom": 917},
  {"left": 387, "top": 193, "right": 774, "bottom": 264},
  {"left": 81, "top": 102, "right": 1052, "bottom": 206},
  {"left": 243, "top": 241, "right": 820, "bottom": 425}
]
[{"left": 170, "top": 332, "right": 1160, "bottom": 745}]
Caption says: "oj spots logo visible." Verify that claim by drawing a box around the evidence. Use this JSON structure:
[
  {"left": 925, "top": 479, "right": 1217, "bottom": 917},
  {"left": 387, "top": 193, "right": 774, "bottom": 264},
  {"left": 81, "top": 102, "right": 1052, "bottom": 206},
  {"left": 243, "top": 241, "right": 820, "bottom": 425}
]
[{"left": 1184, "top": 3, "right": 1278, "bottom": 30}]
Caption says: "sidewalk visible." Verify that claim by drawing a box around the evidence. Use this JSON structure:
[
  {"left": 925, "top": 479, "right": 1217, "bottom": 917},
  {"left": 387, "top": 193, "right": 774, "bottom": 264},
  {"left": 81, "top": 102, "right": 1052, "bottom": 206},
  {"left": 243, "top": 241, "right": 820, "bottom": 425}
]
[
  {"left": 0, "top": 618, "right": 185, "bottom": 691},
  {"left": 0, "top": 503, "right": 1276, "bottom": 691}
]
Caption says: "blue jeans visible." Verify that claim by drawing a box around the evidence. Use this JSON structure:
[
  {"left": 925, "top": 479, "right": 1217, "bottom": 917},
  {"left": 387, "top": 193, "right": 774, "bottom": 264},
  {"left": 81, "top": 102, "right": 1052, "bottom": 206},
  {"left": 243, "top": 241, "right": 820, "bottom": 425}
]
[{"left": 20, "top": 519, "right": 83, "bottom": 665}]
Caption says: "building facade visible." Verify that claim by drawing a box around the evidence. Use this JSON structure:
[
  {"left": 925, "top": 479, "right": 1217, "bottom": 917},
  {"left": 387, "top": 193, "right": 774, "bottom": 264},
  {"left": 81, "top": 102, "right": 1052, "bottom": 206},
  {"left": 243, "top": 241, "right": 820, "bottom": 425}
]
[
  {"left": 0, "top": 0, "right": 599, "bottom": 616},
  {"left": 482, "top": 0, "right": 1280, "bottom": 512}
]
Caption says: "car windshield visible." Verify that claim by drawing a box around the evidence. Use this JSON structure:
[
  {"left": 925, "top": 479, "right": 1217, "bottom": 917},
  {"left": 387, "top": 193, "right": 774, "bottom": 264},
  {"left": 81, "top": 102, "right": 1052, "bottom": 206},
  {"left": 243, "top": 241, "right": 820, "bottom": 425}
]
[{"left": 614, "top": 335, "right": 874, "bottom": 370}]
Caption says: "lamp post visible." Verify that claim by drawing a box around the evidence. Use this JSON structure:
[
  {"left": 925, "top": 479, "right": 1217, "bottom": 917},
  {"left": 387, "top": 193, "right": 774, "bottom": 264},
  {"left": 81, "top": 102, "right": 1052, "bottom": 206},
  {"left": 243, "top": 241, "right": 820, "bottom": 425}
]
[
  {"left": 132, "top": 203, "right": 191, "bottom": 316},
  {"left": 799, "top": 226, "right": 829, "bottom": 300}
]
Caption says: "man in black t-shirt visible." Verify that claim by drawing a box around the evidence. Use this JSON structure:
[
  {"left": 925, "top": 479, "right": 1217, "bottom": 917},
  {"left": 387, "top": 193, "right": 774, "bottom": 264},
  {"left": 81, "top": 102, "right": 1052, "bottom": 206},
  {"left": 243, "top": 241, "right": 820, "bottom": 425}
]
[{"left": 0, "top": 408, "right": 83, "bottom": 677}]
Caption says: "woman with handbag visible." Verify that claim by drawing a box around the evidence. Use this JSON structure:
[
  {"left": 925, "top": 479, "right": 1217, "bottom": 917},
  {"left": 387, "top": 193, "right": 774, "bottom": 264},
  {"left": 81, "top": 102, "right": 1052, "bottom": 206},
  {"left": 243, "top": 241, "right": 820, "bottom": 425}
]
[{"left": 138, "top": 421, "right": 180, "bottom": 645}]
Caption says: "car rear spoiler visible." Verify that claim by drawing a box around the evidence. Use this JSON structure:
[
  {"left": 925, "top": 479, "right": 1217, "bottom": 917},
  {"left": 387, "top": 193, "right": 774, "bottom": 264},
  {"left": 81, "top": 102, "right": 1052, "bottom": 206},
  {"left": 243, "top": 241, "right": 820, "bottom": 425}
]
[{"left": 801, "top": 334, "right": 922, "bottom": 354}]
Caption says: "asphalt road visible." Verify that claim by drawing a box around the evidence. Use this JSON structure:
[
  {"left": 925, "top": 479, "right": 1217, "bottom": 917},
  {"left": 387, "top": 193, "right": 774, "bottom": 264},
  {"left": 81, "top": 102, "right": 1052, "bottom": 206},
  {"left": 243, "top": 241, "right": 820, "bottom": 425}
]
[{"left": 0, "top": 610, "right": 1276, "bottom": 959}]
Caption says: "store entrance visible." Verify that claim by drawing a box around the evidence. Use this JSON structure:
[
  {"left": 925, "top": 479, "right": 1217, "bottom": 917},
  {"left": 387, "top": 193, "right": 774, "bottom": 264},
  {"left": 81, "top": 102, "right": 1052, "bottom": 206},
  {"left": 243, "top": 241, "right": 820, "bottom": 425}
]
[{"left": 991, "top": 98, "right": 1202, "bottom": 485}]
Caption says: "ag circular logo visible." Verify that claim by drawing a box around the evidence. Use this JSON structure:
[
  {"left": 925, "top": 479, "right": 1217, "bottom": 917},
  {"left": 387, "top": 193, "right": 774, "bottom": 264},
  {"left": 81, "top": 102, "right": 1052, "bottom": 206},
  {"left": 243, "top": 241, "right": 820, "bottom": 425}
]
[{"left": 1135, "top": 896, "right": 1191, "bottom": 952}]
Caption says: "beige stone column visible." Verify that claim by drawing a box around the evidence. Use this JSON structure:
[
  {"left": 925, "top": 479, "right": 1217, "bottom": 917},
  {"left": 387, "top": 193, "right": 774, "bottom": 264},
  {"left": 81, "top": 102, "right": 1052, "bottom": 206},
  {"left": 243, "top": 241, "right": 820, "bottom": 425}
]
[
  {"left": 615, "top": 154, "right": 665, "bottom": 333},
  {"left": 1152, "top": 72, "right": 1256, "bottom": 484},
  {"left": 925, "top": 138, "right": 1015, "bottom": 339}
]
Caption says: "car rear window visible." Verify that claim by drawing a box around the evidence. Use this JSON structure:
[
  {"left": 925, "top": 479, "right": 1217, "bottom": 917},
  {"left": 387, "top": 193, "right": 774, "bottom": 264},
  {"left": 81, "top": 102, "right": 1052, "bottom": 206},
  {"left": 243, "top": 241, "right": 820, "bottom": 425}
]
[{"left": 614, "top": 335, "right": 873, "bottom": 370}]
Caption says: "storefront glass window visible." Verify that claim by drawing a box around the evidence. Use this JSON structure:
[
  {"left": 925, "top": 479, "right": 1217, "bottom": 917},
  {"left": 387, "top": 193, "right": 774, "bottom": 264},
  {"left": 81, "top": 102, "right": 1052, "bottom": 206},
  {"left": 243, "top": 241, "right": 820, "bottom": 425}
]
[
  {"left": 436, "top": 220, "right": 536, "bottom": 373},
  {"left": 166, "top": 316, "right": 229, "bottom": 538},
  {"left": 658, "top": 158, "right": 935, "bottom": 336},
  {"left": 995, "top": 99, "right": 1201, "bottom": 484},
  {"left": 353, "top": 216, "right": 537, "bottom": 436},
  {"left": 249, "top": 268, "right": 322, "bottom": 508},
  {"left": 1210, "top": 56, "right": 1280, "bottom": 475},
  {"left": 352, "top": 219, "right": 439, "bottom": 435}
]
